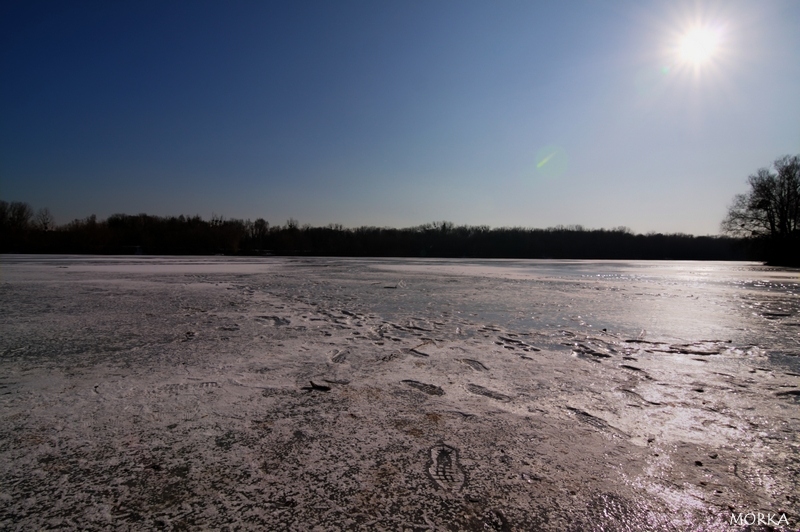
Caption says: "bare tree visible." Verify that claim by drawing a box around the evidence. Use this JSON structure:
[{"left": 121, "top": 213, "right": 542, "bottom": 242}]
[
  {"left": 7, "top": 201, "right": 34, "bottom": 230},
  {"left": 721, "top": 155, "right": 800, "bottom": 265},
  {"left": 252, "top": 218, "right": 269, "bottom": 248},
  {"left": 34, "top": 208, "right": 55, "bottom": 230},
  {"left": 722, "top": 155, "right": 800, "bottom": 239},
  {"left": 253, "top": 218, "right": 269, "bottom": 237}
]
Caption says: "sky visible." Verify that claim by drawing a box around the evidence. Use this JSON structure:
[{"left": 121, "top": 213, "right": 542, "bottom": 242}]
[{"left": 1, "top": 1, "right": 798, "bottom": 235}]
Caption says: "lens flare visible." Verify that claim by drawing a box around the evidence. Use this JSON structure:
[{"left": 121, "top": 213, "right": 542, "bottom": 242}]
[
  {"left": 537, "top": 151, "right": 556, "bottom": 169},
  {"left": 535, "top": 145, "right": 568, "bottom": 178}
]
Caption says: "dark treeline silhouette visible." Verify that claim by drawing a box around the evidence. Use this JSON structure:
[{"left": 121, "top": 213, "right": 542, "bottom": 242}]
[
  {"left": 1, "top": 201, "right": 753, "bottom": 260},
  {"left": 721, "top": 155, "right": 800, "bottom": 266}
]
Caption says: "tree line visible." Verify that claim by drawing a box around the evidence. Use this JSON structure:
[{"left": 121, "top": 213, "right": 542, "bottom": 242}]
[
  {"left": 2, "top": 153, "right": 796, "bottom": 263},
  {"left": 1, "top": 204, "right": 747, "bottom": 260}
]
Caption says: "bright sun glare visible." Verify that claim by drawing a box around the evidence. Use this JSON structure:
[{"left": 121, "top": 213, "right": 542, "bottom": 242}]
[{"left": 677, "top": 27, "right": 721, "bottom": 65}]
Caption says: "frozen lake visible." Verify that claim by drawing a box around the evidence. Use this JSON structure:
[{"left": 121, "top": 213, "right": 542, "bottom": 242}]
[{"left": 1, "top": 256, "right": 798, "bottom": 530}]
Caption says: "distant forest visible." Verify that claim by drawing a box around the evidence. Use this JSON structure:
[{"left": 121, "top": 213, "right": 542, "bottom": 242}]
[{"left": 0, "top": 200, "right": 757, "bottom": 261}]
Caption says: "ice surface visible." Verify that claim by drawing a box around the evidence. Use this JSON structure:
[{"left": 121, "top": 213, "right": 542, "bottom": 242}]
[{"left": 1, "top": 256, "right": 798, "bottom": 530}]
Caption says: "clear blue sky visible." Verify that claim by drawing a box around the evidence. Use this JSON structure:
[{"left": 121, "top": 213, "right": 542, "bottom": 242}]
[{"left": 2, "top": 0, "right": 798, "bottom": 234}]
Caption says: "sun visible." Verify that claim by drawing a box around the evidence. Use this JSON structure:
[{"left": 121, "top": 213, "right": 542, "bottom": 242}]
[{"left": 677, "top": 27, "right": 721, "bottom": 65}]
